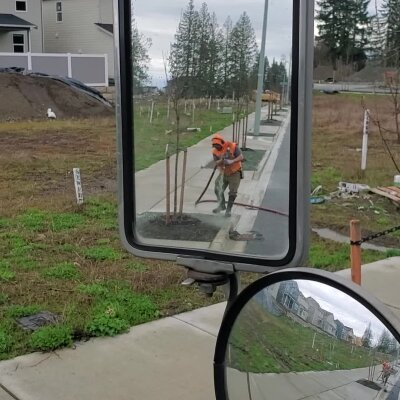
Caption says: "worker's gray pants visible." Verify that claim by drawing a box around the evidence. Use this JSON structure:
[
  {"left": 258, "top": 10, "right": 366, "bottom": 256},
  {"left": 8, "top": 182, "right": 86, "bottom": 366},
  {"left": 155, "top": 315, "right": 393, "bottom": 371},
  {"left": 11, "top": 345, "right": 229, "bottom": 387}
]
[{"left": 214, "top": 172, "right": 241, "bottom": 207}]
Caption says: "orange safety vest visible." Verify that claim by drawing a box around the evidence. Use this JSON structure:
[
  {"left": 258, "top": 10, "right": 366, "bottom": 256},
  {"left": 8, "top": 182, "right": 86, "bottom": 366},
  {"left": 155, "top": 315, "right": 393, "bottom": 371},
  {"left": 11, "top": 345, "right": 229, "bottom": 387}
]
[{"left": 212, "top": 141, "right": 242, "bottom": 176}]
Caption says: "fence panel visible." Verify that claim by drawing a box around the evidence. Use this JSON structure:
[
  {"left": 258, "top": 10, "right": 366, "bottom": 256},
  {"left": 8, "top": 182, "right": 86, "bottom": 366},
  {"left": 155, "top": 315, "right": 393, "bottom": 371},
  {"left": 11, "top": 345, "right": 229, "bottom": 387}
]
[
  {"left": 0, "top": 54, "right": 28, "bottom": 70},
  {"left": 31, "top": 55, "right": 69, "bottom": 77},
  {"left": 0, "top": 53, "right": 108, "bottom": 86},
  {"left": 71, "top": 55, "right": 107, "bottom": 86}
]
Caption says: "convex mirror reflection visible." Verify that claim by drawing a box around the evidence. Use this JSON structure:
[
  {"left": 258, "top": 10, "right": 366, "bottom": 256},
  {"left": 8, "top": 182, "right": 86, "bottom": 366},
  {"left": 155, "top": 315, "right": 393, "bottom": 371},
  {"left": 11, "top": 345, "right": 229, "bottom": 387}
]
[
  {"left": 225, "top": 279, "right": 400, "bottom": 400},
  {"left": 131, "top": 0, "right": 294, "bottom": 259}
]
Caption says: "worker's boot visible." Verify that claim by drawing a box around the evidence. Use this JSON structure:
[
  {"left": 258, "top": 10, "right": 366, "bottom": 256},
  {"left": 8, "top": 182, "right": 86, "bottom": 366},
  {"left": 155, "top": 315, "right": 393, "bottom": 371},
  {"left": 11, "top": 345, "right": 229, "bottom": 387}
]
[
  {"left": 213, "top": 196, "right": 226, "bottom": 213},
  {"left": 225, "top": 195, "right": 236, "bottom": 217}
]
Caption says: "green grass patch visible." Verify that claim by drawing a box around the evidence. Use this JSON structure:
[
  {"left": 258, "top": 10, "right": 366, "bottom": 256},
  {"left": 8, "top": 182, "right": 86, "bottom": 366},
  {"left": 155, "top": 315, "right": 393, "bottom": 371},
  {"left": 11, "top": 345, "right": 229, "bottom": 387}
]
[
  {"left": 311, "top": 167, "right": 342, "bottom": 192},
  {"left": 0, "top": 331, "right": 11, "bottom": 353},
  {"left": 6, "top": 305, "right": 42, "bottom": 318},
  {"left": 83, "top": 246, "right": 123, "bottom": 261},
  {"left": 50, "top": 213, "right": 85, "bottom": 232},
  {"left": 83, "top": 198, "right": 118, "bottom": 230},
  {"left": 0, "top": 261, "right": 16, "bottom": 282},
  {"left": 17, "top": 209, "right": 48, "bottom": 232},
  {"left": 30, "top": 325, "right": 73, "bottom": 351},
  {"left": 124, "top": 261, "right": 149, "bottom": 272},
  {"left": 42, "top": 262, "right": 81, "bottom": 280},
  {"left": 386, "top": 249, "right": 400, "bottom": 257}
]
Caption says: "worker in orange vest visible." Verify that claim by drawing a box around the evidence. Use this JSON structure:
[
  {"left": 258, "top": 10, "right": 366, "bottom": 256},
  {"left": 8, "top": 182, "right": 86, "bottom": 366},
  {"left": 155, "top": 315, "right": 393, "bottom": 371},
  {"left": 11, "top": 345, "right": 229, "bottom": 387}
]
[{"left": 211, "top": 134, "right": 243, "bottom": 217}]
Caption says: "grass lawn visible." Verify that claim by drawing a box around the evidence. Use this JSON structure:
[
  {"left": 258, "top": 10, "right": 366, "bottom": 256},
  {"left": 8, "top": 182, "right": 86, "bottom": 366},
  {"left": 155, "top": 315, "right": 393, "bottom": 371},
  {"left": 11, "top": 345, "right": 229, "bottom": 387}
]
[
  {"left": 1, "top": 93, "right": 399, "bottom": 361},
  {"left": 228, "top": 299, "right": 387, "bottom": 374}
]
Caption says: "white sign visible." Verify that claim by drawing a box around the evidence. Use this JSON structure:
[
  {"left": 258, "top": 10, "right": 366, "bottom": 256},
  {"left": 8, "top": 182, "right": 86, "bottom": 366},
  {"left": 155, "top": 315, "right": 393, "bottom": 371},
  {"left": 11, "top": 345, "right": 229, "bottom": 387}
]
[{"left": 73, "top": 168, "right": 84, "bottom": 205}]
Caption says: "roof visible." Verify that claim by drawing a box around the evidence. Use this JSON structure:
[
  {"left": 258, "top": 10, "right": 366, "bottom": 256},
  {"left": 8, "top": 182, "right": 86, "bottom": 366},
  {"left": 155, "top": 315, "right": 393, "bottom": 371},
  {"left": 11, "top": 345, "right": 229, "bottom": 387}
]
[
  {"left": 95, "top": 23, "right": 113, "bottom": 34},
  {"left": 0, "top": 14, "right": 36, "bottom": 30}
]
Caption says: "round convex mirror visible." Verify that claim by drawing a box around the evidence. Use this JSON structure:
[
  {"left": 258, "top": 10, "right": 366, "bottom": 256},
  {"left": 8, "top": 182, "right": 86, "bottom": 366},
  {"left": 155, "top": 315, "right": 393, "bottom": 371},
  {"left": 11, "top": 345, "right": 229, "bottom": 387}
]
[{"left": 214, "top": 269, "right": 400, "bottom": 400}]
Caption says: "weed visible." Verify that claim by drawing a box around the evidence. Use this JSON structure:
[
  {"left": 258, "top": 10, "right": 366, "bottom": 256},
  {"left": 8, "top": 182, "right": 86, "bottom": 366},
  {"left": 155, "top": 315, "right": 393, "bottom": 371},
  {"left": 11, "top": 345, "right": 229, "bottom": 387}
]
[
  {"left": 30, "top": 325, "right": 73, "bottom": 351},
  {"left": 6, "top": 305, "right": 42, "bottom": 318},
  {"left": 85, "top": 306, "right": 130, "bottom": 337},
  {"left": 0, "top": 331, "right": 11, "bottom": 353},
  {"left": 42, "top": 262, "right": 80, "bottom": 280},
  {"left": 85, "top": 287, "right": 159, "bottom": 337},
  {"left": 0, "top": 293, "right": 9, "bottom": 305},
  {"left": 0, "top": 270, "right": 16, "bottom": 282},
  {"left": 83, "top": 246, "right": 122, "bottom": 261},
  {"left": 125, "top": 261, "right": 149, "bottom": 272}
]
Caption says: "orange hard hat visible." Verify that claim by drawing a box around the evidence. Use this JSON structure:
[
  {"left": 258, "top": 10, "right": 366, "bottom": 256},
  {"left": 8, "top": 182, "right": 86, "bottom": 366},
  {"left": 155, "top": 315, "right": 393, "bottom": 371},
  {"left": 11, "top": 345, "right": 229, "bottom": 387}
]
[{"left": 212, "top": 134, "right": 225, "bottom": 145}]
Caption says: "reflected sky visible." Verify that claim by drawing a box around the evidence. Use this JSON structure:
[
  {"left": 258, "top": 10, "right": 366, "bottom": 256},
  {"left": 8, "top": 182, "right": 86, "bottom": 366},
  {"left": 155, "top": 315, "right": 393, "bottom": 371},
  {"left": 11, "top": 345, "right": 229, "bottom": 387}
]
[
  {"left": 297, "top": 280, "right": 389, "bottom": 341},
  {"left": 134, "top": 0, "right": 293, "bottom": 86}
]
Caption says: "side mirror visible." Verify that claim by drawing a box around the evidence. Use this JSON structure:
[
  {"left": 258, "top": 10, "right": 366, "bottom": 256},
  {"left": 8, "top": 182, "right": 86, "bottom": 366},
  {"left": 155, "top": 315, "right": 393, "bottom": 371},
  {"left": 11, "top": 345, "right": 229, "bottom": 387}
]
[
  {"left": 114, "top": 0, "right": 314, "bottom": 273},
  {"left": 214, "top": 268, "right": 400, "bottom": 399}
]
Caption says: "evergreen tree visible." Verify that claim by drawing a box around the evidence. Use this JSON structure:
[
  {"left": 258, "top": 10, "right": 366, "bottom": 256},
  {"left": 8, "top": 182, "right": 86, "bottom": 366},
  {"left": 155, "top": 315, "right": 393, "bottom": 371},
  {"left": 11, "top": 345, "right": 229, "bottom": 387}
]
[
  {"left": 228, "top": 12, "right": 258, "bottom": 98},
  {"left": 131, "top": 17, "right": 151, "bottom": 90},
  {"left": 265, "top": 59, "right": 287, "bottom": 92},
  {"left": 169, "top": 0, "right": 199, "bottom": 96},
  {"left": 221, "top": 16, "right": 233, "bottom": 97},
  {"left": 317, "top": 0, "right": 371, "bottom": 70},
  {"left": 382, "top": 0, "right": 400, "bottom": 67},
  {"left": 361, "top": 323, "right": 373, "bottom": 348}
]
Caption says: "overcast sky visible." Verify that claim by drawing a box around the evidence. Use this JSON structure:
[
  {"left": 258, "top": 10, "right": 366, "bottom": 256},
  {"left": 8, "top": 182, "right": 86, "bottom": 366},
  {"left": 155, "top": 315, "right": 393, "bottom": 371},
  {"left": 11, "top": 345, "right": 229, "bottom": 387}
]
[
  {"left": 134, "top": 0, "right": 293, "bottom": 87},
  {"left": 298, "top": 280, "right": 392, "bottom": 343}
]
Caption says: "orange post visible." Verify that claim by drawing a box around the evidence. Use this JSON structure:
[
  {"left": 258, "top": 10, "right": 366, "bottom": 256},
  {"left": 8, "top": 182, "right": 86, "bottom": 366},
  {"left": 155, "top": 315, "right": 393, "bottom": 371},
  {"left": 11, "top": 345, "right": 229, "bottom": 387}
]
[{"left": 350, "top": 220, "right": 362, "bottom": 285}]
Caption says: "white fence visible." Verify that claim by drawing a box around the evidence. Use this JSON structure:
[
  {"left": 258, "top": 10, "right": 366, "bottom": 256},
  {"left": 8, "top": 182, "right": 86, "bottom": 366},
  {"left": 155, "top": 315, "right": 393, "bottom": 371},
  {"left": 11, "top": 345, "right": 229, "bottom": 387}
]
[{"left": 0, "top": 52, "right": 108, "bottom": 87}]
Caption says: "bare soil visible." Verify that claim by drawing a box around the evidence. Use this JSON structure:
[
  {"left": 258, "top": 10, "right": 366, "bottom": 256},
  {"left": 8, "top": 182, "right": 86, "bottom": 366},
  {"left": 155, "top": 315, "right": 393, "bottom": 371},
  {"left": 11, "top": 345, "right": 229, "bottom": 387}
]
[{"left": 0, "top": 72, "right": 113, "bottom": 121}]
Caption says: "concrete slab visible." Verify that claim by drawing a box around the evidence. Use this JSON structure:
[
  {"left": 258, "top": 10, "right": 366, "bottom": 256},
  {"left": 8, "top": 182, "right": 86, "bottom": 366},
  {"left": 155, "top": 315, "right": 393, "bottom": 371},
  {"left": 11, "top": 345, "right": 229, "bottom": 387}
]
[
  {"left": 0, "top": 387, "right": 15, "bottom": 400},
  {"left": 336, "top": 258, "right": 400, "bottom": 320}
]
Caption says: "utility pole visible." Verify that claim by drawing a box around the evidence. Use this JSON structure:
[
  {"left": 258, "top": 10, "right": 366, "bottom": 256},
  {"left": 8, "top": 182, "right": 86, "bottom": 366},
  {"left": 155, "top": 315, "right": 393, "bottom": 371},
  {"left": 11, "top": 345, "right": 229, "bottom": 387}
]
[{"left": 253, "top": 0, "right": 269, "bottom": 136}]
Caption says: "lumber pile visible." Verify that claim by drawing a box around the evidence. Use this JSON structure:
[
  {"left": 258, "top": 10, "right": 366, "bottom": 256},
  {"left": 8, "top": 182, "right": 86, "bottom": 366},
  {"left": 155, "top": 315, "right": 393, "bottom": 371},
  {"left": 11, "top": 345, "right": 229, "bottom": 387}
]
[{"left": 370, "top": 186, "right": 400, "bottom": 206}]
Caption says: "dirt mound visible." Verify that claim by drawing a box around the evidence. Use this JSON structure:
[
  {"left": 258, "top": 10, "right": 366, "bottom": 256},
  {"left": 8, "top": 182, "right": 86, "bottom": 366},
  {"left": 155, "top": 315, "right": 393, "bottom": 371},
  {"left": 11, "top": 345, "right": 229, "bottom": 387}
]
[
  {"left": 346, "top": 65, "right": 389, "bottom": 83},
  {"left": 0, "top": 72, "right": 114, "bottom": 121}
]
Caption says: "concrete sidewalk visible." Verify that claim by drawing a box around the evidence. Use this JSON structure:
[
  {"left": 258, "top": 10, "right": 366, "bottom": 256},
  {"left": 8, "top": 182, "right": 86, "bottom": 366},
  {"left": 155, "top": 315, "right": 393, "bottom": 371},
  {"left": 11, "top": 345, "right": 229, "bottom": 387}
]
[{"left": 1, "top": 259, "right": 400, "bottom": 400}]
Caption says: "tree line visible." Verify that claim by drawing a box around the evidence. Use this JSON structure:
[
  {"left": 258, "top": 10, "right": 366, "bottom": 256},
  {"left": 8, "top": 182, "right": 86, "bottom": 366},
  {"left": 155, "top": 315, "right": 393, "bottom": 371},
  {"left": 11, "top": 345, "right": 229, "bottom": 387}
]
[
  {"left": 132, "top": 0, "right": 288, "bottom": 97},
  {"left": 315, "top": 0, "right": 400, "bottom": 71}
]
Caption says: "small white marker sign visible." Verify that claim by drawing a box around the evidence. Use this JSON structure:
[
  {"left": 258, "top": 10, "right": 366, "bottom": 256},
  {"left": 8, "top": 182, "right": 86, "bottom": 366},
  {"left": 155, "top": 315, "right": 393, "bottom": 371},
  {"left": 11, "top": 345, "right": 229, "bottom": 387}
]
[{"left": 73, "top": 168, "right": 84, "bottom": 205}]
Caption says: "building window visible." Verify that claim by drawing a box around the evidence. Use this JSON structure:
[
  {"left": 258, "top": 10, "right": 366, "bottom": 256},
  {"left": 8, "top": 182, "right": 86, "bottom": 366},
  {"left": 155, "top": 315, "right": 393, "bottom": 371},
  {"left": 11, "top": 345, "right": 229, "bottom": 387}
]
[
  {"left": 16, "top": 1, "right": 27, "bottom": 11},
  {"left": 56, "top": 2, "right": 63, "bottom": 22},
  {"left": 13, "top": 34, "right": 24, "bottom": 53}
]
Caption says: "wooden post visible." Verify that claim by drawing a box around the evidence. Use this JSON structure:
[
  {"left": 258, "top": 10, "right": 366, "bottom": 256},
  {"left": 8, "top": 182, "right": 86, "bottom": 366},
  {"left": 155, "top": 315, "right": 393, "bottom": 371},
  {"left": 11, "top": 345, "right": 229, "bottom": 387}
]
[
  {"left": 350, "top": 220, "right": 361, "bottom": 285},
  {"left": 179, "top": 149, "right": 188, "bottom": 217}
]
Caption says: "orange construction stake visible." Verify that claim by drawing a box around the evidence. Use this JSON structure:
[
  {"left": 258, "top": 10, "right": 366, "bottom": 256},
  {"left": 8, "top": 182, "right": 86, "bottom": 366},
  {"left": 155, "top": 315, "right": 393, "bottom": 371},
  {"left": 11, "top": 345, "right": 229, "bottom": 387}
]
[{"left": 350, "top": 220, "right": 361, "bottom": 285}]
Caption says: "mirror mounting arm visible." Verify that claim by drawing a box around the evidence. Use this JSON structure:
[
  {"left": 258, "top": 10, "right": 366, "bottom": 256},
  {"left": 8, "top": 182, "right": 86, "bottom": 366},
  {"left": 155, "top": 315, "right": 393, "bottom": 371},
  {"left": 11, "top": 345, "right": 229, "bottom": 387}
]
[
  {"left": 177, "top": 257, "right": 239, "bottom": 308},
  {"left": 176, "top": 257, "right": 235, "bottom": 275}
]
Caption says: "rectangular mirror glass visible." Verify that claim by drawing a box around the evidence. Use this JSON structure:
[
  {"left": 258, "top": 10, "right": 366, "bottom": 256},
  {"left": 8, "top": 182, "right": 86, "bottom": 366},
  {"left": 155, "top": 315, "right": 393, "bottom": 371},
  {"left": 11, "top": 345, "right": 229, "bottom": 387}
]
[{"left": 116, "top": 0, "right": 310, "bottom": 267}]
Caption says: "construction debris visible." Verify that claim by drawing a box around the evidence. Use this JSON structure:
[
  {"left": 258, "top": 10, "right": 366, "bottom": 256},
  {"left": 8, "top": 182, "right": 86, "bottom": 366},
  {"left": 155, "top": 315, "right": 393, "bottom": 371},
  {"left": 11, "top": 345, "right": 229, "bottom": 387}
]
[{"left": 339, "top": 182, "right": 370, "bottom": 194}]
